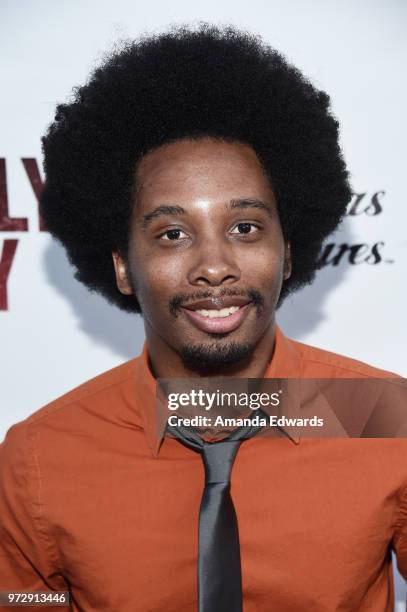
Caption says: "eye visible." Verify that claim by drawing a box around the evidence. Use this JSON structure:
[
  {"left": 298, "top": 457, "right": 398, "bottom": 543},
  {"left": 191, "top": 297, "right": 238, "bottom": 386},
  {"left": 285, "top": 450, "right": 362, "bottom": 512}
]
[
  {"left": 230, "top": 222, "right": 259, "bottom": 235},
  {"left": 160, "top": 228, "right": 188, "bottom": 241}
]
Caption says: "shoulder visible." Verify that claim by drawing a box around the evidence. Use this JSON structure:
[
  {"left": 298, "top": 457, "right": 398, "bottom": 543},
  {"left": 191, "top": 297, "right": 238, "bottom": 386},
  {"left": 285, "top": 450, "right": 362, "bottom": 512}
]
[
  {"left": 28, "top": 358, "right": 139, "bottom": 424},
  {"left": 291, "top": 337, "right": 399, "bottom": 379},
  {"left": 1, "top": 357, "right": 142, "bottom": 455}
]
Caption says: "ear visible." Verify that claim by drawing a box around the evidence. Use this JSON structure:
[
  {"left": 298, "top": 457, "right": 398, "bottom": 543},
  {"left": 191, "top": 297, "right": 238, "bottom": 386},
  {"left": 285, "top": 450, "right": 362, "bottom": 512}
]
[
  {"left": 283, "top": 242, "right": 292, "bottom": 281},
  {"left": 112, "top": 251, "right": 134, "bottom": 295}
]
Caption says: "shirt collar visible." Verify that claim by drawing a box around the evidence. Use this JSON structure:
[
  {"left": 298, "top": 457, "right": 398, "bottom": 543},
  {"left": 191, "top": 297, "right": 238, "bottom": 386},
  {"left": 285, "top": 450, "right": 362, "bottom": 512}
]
[{"left": 133, "top": 324, "right": 302, "bottom": 457}]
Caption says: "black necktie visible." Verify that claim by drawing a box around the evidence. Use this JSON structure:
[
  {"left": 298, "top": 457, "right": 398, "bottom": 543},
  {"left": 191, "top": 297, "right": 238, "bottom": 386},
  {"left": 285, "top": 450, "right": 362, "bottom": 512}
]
[{"left": 166, "top": 411, "right": 264, "bottom": 612}]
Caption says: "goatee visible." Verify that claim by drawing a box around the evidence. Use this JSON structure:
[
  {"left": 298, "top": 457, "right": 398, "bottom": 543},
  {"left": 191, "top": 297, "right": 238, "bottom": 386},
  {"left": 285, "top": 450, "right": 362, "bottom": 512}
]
[{"left": 179, "top": 340, "right": 253, "bottom": 371}]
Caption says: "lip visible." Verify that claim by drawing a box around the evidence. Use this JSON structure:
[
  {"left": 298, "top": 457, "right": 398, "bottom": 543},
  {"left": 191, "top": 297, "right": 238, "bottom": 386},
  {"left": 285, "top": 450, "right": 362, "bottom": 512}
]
[
  {"left": 182, "top": 296, "right": 251, "bottom": 311},
  {"left": 181, "top": 302, "right": 252, "bottom": 334}
]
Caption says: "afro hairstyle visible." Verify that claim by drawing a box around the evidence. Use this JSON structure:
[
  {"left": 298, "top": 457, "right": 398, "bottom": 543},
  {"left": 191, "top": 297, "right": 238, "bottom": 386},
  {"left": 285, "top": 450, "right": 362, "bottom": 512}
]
[{"left": 40, "top": 23, "right": 352, "bottom": 313}]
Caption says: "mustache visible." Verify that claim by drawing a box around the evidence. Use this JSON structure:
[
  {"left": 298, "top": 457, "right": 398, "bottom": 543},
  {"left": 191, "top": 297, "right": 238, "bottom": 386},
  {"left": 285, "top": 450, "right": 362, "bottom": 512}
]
[{"left": 169, "top": 288, "right": 264, "bottom": 317}]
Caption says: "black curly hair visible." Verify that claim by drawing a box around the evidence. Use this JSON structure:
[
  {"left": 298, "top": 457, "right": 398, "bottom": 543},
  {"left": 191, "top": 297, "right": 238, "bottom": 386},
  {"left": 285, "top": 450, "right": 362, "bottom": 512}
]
[{"left": 40, "top": 23, "right": 351, "bottom": 313}]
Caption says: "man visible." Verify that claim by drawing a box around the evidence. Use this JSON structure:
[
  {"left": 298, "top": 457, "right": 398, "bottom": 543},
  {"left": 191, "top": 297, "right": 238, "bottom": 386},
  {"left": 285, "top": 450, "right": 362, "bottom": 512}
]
[{"left": 1, "top": 24, "right": 406, "bottom": 612}]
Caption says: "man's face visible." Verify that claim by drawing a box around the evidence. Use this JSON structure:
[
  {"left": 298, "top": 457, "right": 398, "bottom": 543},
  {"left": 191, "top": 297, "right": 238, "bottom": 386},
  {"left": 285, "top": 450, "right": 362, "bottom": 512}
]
[{"left": 113, "top": 138, "right": 291, "bottom": 370}]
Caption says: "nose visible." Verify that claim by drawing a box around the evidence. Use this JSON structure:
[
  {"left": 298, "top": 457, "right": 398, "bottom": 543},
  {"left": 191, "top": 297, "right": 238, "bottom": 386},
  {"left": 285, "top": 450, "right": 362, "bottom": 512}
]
[{"left": 187, "top": 238, "right": 241, "bottom": 287}]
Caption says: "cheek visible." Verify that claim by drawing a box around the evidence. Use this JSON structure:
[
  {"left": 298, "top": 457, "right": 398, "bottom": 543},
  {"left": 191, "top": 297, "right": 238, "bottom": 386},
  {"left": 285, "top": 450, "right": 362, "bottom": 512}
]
[
  {"left": 239, "top": 242, "right": 285, "bottom": 288},
  {"left": 129, "top": 244, "right": 186, "bottom": 304}
]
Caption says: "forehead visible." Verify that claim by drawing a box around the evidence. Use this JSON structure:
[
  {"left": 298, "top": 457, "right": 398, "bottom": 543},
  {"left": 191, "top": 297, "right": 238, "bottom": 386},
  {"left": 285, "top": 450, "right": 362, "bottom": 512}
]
[{"left": 134, "top": 138, "right": 275, "bottom": 208}]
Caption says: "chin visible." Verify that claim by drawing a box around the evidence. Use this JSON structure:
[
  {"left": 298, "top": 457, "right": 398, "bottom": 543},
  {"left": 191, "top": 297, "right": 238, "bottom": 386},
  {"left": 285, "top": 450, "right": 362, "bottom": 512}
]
[{"left": 179, "top": 340, "right": 254, "bottom": 371}]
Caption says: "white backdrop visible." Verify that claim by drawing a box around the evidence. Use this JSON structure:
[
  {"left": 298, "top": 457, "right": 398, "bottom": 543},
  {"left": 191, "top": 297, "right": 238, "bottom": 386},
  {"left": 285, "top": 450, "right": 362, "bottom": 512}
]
[{"left": 1, "top": 0, "right": 406, "bottom": 607}]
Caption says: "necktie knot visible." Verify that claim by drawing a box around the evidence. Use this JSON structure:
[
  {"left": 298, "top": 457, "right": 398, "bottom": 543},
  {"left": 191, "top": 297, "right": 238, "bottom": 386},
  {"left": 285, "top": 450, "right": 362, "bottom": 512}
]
[{"left": 201, "top": 440, "right": 241, "bottom": 485}]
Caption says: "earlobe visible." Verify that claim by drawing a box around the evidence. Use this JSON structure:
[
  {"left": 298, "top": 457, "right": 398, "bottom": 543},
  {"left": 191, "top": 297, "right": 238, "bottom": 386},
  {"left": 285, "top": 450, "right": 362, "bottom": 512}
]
[
  {"left": 283, "top": 242, "right": 292, "bottom": 280},
  {"left": 111, "top": 251, "right": 134, "bottom": 295}
]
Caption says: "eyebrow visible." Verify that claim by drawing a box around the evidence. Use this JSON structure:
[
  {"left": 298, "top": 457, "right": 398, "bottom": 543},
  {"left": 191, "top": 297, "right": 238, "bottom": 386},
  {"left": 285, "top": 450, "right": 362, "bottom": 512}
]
[
  {"left": 229, "top": 198, "right": 273, "bottom": 217},
  {"left": 141, "top": 205, "right": 186, "bottom": 229},
  {"left": 140, "top": 198, "right": 273, "bottom": 229}
]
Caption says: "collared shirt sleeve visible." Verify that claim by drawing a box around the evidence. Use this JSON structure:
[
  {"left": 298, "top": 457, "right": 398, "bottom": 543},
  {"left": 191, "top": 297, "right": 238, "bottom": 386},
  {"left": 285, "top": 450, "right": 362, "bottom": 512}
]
[
  {"left": 0, "top": 421, "right": 66, "bottom": 591},
  {"left": 393, "top": 482, "right": 407, "bottom": 579}
]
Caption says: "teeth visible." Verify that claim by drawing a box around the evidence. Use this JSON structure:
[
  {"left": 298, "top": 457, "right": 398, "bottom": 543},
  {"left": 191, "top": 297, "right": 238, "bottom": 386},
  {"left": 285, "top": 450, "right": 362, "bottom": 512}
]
[{"left": 196, "top": 306, "right": 240, "bottom": 318}]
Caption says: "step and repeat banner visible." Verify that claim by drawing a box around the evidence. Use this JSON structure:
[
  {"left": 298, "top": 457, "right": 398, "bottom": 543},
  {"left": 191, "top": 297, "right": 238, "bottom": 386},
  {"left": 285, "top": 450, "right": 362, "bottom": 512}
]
[
  {"left": 1, "top": 0, "right": 406, "bottom": 434},
  {"left": 1, "top": 0, "right": 406, "bottom": 604}
]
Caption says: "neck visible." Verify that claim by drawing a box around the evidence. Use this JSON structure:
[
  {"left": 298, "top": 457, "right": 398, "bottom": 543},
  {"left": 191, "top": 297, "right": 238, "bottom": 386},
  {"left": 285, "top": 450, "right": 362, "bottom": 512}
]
[{"left": 145, "top": 321, "right": 277, "bottom": 380}]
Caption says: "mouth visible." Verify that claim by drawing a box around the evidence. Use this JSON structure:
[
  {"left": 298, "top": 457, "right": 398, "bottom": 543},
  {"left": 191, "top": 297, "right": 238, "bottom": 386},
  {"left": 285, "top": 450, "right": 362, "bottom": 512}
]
[{"left": 181, "top": 297, "right": 253, "bottom": 334}]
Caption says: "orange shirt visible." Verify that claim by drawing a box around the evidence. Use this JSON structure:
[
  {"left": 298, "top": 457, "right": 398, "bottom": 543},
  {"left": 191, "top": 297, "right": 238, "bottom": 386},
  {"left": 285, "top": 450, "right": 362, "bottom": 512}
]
[{"left": 1, "top": 326, "right": 407, "bottom": 611}]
